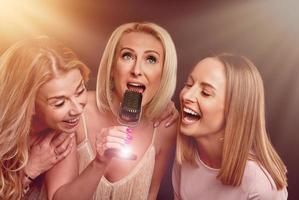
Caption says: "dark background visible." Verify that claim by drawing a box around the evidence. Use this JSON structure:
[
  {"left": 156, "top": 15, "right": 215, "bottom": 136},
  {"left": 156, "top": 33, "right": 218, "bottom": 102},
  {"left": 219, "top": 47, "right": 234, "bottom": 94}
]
[{"left": 1, "top": 0, "right": 298, "bottom": 199}]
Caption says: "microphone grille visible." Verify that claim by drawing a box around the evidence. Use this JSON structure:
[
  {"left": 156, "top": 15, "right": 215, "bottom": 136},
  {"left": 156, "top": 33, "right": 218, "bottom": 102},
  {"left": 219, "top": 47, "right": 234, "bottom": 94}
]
[{"left": 119, "top": 90, "right": 143, "bottom": 125}]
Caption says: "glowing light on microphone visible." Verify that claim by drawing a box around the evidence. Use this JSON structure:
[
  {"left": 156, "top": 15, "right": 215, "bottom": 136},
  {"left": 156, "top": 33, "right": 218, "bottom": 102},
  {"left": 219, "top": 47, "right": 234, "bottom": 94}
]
[{"left": 119, "top": 146, "right": 133, "bottom": 158}]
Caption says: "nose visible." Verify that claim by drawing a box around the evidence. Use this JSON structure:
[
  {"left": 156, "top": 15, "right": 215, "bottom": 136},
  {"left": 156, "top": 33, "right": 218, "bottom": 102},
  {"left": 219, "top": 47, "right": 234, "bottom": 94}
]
[
  {"left": 182, "top": 85, "right": 198, "bottom": 103},
  {"left": 130, "top": 57, "right": 142, "bottom": 77},
  {"left": 69, "top": 99, "right": 84, "bottom": 116}
]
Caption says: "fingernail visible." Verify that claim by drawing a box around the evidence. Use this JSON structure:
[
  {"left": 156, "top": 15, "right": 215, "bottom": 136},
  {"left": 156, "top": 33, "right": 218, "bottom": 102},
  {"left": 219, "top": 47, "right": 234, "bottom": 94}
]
[
  {"left": 126, "top": 128, "right": 132, "bottom": 133},
  {"left": 126, "top": 135, "right": 132, "bottom": 140},
  {"left": 125, "top": 138, "right": 131, "bottom": 144},
  {"left": 154, "top": 121, "right": 160, "bottom": 127},
  {"left": 165, "top": 122, "right": 170, "bottom": 128}
]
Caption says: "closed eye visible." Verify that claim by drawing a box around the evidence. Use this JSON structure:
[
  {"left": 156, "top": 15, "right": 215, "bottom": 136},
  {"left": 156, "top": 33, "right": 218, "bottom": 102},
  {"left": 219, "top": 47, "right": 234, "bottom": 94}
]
[
  {"left": 201, "top": 90, "right": 211, "bottom": 97},
  {"left": 54, "top": 100, "right": 65, "bottom": 108},
  {"left": 184, "top": 82, "right": 193, "bottom": 88}
]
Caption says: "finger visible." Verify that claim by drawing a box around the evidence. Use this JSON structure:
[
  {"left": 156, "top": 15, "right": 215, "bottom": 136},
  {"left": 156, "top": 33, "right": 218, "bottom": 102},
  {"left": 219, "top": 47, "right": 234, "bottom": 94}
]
[
  {"left": 106, "top": 135, "right": 127, "bottom": 145},
  {"left": 51, "top": 133, "right": 71, "bottom": 147},
  {"left": 99, "top": 126, "right": 131, "bottom": 140},
  {"left": 165, "top": 109, "right": 179, "bottom": 127},
  {"left": 54, "top": 134, "right": 74, "bottom": 154},
  {"left": 55, "top": 140, "right": 73, "bottom": 162}
]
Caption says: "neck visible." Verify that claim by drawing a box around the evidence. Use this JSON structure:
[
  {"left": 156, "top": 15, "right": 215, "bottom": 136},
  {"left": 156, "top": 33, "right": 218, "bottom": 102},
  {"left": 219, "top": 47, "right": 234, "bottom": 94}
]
[
  {"left": 31, "top": 116, "right": 51, "bottom": 136},
  {"left": 195, "top": 134, "right": 224, "bottom": 169}
]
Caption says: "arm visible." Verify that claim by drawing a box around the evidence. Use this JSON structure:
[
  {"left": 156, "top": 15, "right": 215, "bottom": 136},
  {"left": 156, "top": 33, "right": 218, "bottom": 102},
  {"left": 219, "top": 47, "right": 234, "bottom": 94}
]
[
  {"left": 148, "top": 121, "right": 178, "bottom": 200},
  {"left": 23, "top": 132, "right": 73, "bottom": 188}
]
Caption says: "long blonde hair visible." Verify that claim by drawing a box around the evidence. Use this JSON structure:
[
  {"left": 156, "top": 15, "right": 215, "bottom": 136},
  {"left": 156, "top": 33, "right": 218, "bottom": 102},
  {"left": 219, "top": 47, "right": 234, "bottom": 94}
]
[
  {"left": 96, "top": 22, "right": 177, "bottom": 119},
  {"left": 0, "top": 36, "right": 89, "bottom": 199},
  {"left": 176, "top": 53, "right": 287, "bottom": 189}
]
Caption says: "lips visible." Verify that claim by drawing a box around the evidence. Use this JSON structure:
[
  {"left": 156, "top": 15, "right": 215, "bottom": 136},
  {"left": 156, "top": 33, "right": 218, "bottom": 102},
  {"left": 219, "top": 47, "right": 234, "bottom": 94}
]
[
  {"left": 127, "top": 82, "right": 146, "bottom": 93},
  {"left": 63, "top": 117, "right": 80, "bottom": 128},
  {"left": 182, "top": 107, "right": 201, "bottom": 123}
]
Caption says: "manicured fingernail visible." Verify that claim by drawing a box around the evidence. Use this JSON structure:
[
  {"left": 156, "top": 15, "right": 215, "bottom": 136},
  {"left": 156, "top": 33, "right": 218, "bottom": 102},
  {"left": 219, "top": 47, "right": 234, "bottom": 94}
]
[
  {"left": 154, "top": 121, "right": 160, "bottom": 127},
  {"left": 126, "top": 135, "right": 132, "bottom": 140},
  {"left": 125, "top": 138, "right": 131, "bottom": 144},
  {"left": 165, "top": 122, "right": 170, "bottom": 127}
]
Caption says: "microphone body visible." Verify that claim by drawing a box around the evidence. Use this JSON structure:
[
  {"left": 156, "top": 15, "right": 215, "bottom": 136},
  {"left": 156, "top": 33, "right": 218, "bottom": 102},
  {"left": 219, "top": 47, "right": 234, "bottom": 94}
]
[{"left": 118, "top": 90, "right": 143, "bottom": 127}]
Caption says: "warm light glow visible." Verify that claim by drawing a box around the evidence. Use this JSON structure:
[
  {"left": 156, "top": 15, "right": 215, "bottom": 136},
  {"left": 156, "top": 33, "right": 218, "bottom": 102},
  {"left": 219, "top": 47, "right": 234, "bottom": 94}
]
[{"left": 118, "top": 146, "right": 133, "bottom": 159}]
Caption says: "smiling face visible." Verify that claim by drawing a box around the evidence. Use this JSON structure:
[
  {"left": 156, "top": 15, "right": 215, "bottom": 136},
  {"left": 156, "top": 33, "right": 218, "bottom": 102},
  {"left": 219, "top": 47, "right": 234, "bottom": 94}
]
[
  {"left": 112, "top": 31, "right": 164, "bottom": 108},
  {"left": 180, "top": 57, "right": 226, "bottom": 139},
  {"left": 34, "top": 68, "right": 87, "bottom": 134}
]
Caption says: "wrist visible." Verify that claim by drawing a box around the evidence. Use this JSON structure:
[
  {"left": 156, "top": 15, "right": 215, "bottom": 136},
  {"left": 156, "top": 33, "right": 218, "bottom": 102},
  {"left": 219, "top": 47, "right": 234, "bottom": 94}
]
[
  {"left": 92, "top": 158, "right": 109, "bottom": 171},
  {"left": 24, "top": 165, "right": 40, "bottom": 180}
]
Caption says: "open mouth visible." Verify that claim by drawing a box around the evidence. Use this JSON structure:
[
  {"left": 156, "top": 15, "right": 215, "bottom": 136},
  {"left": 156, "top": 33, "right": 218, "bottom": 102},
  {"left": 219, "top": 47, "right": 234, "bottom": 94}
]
[
  {"left": 183, "top": 107, "right": 201, "bottom": 121},
  {"left": 63, "top": 117, "right": 80, "bottom": 127},
  {"left": 127, "top": 82, "right": 146, "bottom": 93}
]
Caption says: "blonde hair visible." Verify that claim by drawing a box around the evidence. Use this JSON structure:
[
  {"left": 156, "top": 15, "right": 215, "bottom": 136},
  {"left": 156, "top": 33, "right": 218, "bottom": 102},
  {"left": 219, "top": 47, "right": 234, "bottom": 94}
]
[
  {"left": 0, "top": 36, "right": 89, "bottom": 199},
  {"left": 176, "top": 53, "right": 287, "bottom": 189},
  {"left": 96, "top": 22, "right": 177, "bottom": 119}
]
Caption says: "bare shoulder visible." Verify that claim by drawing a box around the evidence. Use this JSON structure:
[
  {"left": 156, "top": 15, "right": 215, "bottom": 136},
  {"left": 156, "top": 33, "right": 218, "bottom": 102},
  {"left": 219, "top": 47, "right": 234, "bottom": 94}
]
[
  {"left": 155, "top": 121, "right": 178, "bottom": 151},
  {"left": 86, "top": 90, "right": 97, "bottom": 109},
  {"left": 76, "top": 90, "right": 97, "bottom": 144}
]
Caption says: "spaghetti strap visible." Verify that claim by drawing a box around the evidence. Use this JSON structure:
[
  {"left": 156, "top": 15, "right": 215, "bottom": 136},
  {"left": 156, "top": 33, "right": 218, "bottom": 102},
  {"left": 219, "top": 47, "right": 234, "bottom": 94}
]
[
  {"left": 151, "top": 127, "right": 157, "bottom": 145},
  {"left": 81, "top": 113, "right": 89, "bottom": 142}
]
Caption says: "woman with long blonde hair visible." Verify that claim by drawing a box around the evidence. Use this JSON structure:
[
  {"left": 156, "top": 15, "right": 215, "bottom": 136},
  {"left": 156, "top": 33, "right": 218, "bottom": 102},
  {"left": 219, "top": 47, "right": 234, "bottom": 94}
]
[
  {"left": 0, "top": 36, "right": 90, "bottom": 199},
  {"left": 173, "top": 53, "right": 287, "bottom": 199}
]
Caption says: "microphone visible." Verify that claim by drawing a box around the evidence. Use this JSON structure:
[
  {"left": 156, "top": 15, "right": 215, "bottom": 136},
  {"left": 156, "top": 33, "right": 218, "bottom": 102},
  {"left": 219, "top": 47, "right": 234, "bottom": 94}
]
[
  {"left": 116, "top": 90, "right": 142, "bottom": 159},
  {"left": 117, "top": 90, "right": 143, "bottom": 127}
]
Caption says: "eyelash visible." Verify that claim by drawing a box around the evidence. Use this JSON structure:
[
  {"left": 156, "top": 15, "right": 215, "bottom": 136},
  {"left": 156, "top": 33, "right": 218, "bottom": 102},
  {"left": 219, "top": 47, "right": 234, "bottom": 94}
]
[
  {"left": 201, "top": 91, "right": 211, "bottom": 97},
  {"left": 122, "top": 52, "right": 133, "bottom": 60},
  {"left": 184, "top": 82, "right": 193, "bottom": 88},
  {"left": 76, "top": 87, "right": 85, "bottom": 96},
  {"left": 147, "top": 55, "right": 157, "bottom": 64},
  {"left": 54, "top": 101, "right": 65, "bottom": 108}
]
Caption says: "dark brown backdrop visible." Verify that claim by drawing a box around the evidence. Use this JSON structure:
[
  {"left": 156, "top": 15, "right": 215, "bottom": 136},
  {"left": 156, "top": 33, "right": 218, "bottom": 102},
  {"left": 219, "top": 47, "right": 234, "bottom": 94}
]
[{"left": 1, "top": 0, "right": 298, "bottom": 199}]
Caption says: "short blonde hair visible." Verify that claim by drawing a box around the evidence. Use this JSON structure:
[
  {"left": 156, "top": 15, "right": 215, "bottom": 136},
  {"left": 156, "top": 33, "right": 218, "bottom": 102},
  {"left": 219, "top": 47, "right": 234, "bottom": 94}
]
[
  {"left": 0, "top": 36, "right": 89, "bottom": 199},
  {"left": 176, "top": 53, "right": 287, "bottom": 189},
  {"left": 96, "top": 22, "right": 177, "bottom": 119}
]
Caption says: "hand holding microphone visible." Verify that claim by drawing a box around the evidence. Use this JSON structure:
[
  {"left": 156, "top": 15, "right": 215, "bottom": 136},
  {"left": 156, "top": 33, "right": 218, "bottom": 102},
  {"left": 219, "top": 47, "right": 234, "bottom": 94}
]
[{"left": 95, "top": 90, "right": 142, "bottom": 162}]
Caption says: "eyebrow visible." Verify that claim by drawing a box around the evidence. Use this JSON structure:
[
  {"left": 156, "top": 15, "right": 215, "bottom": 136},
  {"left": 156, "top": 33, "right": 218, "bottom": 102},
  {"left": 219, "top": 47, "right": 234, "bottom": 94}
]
[
  {"left": 120, "top": 47, "right": 161, "bottom": 57},
  {"left": 47, "top": 79, "right": 84, "bottom": 101},
  {"left": 201, "top": 82, "right": 216, "bottom": 90},
  {"left": 189, "top": 74, "right": 216, "bottom": 90}
]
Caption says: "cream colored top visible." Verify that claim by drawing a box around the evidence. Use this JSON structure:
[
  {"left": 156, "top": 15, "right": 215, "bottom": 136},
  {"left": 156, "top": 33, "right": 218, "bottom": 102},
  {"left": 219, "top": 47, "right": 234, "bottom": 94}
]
[{"left": 77, "top": 116, "right": 157, "bottom": 200}]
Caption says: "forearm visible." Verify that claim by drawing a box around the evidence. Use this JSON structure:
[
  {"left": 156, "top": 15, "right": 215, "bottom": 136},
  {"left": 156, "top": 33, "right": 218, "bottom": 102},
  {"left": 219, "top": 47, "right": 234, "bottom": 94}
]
[{"left": 51, "top": 159, "right": 107, "bottom": 200}]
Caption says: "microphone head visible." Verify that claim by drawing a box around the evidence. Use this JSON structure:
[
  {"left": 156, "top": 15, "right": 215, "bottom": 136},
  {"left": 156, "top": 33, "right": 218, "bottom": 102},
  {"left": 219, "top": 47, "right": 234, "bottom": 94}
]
[{"left": 118, "top": 90, "right": 143, "bottom": 126}]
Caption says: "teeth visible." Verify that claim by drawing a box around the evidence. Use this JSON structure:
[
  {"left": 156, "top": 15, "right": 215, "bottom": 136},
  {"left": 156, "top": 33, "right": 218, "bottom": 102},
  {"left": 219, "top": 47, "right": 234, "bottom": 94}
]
[
  {"left": 128, "top": 82, "right": 144, "bottom": 87},
  {"left": 183, "top": 107, "right": 200, "bottom": 117},
  {"left": 66, "top": 118, "right": 78, "bottom": 123}
]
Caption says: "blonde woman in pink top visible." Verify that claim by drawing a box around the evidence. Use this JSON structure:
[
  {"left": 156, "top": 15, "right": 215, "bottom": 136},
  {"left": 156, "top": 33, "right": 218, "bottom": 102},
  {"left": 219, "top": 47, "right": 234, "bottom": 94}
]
[{"left": 172, "top": 54, "right": 287, "bottom": 200}]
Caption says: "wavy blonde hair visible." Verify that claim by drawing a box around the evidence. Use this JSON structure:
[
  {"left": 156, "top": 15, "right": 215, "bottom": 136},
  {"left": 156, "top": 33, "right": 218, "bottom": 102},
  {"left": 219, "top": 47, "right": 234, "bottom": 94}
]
[
  {"left": 176, "top": 53, "right": 287, "bottom": 189},
  {"left": 96, "top": 22, "right": 177, "bottom": 119},
  {"left": 0, "top": 36, "right": 89, "bottom": 199}
]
